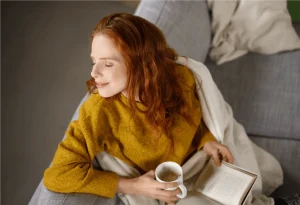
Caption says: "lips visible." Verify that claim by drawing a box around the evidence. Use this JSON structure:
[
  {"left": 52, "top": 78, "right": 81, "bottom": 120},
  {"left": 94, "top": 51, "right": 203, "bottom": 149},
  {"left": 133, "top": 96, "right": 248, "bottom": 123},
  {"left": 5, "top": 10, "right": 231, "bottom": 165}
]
[{"left": 96, "top": 82, "right": 109, "bottom": 88}]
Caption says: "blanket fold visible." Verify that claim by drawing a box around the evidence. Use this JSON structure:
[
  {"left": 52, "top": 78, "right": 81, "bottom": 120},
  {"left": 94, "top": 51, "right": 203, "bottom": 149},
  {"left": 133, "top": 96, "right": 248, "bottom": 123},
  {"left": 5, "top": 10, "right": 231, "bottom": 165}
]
[
  {"left": 208, "top": 0, "right": 300, "bottom": 65},
  {"left": 95, "top": 57, "right": 283, "bottom": 205}
]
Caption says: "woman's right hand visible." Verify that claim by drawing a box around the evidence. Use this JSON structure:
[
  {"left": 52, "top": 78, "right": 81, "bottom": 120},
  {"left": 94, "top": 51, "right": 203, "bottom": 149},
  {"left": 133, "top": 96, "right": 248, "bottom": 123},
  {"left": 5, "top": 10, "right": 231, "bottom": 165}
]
[{"left": 117, "top": 170, "right": 181, "bottom": 204}]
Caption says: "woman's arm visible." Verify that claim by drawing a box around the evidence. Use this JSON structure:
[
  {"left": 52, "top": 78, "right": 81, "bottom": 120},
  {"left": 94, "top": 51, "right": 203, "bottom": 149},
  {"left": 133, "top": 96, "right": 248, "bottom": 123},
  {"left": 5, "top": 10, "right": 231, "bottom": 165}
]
[
  {"left": 44, "top": 119, "right": 119, "bottom": 198},
  {"left": 196, "top": 119, "right": 217, "bottom": 150},
  {"left": 197, "top": 119, "right": 234, "bottom": 166},
  {"left": 44, "top": 97, "right": 118, "bottom": 198},
  {"left": 117, "top": 177, "right": 135, "bottom": 194},
  {"left": 117, "top": 171, "right": 181, "bottom": 204}
]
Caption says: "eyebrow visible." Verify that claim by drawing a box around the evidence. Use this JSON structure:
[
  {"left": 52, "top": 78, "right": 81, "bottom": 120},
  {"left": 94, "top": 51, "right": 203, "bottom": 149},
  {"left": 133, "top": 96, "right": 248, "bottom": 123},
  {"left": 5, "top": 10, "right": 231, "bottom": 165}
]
[{"left": 90, "top": 56, "right": 119, "bottom": 62}]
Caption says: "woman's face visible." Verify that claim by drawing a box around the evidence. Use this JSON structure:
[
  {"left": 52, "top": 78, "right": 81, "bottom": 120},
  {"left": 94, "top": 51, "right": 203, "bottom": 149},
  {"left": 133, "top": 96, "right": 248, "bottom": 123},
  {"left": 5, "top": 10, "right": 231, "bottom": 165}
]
[{"left": 90, "top": 34, "right": 127, "bottom": 98}]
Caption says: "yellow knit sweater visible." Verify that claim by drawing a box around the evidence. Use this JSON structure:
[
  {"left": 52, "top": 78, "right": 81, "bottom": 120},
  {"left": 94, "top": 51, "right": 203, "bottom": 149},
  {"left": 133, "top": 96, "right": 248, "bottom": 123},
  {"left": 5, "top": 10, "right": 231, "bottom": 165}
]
[{"left": 44, "top": 64, "right": 215, "bottom": 198}]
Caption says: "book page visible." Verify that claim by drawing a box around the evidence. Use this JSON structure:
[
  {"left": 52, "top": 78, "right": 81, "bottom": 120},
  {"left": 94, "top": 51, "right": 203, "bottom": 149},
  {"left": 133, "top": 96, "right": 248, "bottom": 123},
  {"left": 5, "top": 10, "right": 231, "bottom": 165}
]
[
  {"left": 195, "top": 159, "right": 255, "bottom": 205},
  {"left": 176, "top": 191, "right": 220, "bottom": 205}
]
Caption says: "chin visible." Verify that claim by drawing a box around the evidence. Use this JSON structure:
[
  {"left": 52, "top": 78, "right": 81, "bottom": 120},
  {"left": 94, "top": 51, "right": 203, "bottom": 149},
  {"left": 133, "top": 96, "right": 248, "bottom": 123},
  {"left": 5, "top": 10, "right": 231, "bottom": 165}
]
[{"left": 97, "top": 89, "right": 118, "bottom": 98}]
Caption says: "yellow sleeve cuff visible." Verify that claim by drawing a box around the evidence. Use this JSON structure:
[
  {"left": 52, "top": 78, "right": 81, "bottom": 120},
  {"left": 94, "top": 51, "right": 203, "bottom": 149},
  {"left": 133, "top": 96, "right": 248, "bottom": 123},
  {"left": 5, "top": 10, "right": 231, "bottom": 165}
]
[
  {"left": 80, "top": 169, "right": 119, "bottom": 198},
  {"left": 197, "top": 129, "right": 216, "bottom": 150},
  {"left": 44, "top": 165, "right": 119, "bottom": 199}
]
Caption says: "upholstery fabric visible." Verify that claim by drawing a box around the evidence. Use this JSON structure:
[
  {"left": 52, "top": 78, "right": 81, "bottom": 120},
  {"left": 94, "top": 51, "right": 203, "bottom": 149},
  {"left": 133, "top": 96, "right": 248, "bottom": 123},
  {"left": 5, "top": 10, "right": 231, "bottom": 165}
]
[
  {"left": 135, "top": 0, "right": 211, "bottom": 63},
  {"left": 28, "top": 180, "right": 124, "bottom": 205},
  {"left": 250, "top": 135, "right": 300, "bottom": 197},
  {"left": 205, "top": 47, "right": 300, "bottom": 139}
]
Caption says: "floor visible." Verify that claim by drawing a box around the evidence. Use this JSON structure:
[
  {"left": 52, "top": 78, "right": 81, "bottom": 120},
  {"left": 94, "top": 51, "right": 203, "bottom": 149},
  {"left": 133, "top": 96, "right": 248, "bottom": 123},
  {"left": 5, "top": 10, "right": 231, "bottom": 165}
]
[{"left": 2, "top": 2, "right": 136, "bottom": 204}]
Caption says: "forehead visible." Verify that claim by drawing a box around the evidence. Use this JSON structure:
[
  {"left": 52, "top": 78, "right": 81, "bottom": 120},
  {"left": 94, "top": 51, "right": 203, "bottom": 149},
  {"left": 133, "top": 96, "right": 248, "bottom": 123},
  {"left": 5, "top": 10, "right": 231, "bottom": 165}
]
[{"left": 91, "top": 34, "right": 122, "bottom": 61}]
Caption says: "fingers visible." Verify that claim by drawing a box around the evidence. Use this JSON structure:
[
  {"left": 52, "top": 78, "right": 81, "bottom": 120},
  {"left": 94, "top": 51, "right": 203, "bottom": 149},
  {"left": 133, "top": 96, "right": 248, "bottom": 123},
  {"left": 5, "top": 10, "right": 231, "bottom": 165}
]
[
  {"left": 209, "top": 143, "right": 234, "bottom": 166},
  {"left": 218, "top": 144, "right": 234, "bottom": 164},
  {"left": 226, "top": 147, "right": 234, "bottom": 163},
  {"left": 211, "top": 149, "right": 221, "bottom": 167},
  {"left": 156, "top": 181, "right": 178, "bottom": 190},
  {"left": 154, "top": 188, "right": 180, "bottom": 204},
  {"left": 137, "top": 171, "right": 181, "bottom": 203}
]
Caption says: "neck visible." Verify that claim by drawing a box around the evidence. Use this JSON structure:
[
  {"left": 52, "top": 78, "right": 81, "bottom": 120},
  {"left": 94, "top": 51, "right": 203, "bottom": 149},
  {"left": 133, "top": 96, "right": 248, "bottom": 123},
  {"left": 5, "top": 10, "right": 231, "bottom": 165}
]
[{"left": 121, "top": 91, "right": 141, "bottom": 102}]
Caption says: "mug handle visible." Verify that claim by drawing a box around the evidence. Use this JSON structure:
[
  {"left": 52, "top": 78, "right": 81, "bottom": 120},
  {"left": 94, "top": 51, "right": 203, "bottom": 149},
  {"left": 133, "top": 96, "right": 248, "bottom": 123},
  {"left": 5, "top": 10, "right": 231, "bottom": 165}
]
[{"left": 176, "top": 184, "right": 187, "bottom": 198}]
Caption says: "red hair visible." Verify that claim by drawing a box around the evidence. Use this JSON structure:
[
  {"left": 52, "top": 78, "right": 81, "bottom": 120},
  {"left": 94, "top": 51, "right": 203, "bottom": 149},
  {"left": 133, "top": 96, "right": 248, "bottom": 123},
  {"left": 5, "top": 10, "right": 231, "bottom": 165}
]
[{"left": 87, "top": 13, "right": 197, "bottom": 136}]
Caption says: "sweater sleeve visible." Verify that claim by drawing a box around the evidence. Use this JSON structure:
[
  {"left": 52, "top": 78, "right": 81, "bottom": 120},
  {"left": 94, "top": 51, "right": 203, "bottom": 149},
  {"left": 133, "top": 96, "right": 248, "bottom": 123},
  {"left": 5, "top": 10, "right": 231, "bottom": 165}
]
[
  {"left": 179, "top": 64, "right": 216, "bottom": 150},
  {"left": 43, "top": 96, "right": 119, "bottom": 198},
  {"left": 197, "top": 119, "right": 216, "bottom": 150}
]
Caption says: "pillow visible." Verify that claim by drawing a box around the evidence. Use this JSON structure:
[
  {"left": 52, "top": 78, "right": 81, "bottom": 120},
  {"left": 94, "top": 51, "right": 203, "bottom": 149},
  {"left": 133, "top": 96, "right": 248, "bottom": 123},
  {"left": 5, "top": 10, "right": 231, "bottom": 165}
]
[
  {"left": 208, "top": 0, "right": 300, "bottom": 65},
  {"left": 134, "top": 0, "right": 212, "bottom": 62}
]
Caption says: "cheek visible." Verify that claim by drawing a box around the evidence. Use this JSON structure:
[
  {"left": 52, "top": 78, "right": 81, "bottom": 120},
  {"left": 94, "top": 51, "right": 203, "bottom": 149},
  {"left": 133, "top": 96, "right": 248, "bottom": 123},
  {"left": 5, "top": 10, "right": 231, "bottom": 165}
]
[
  {"left": 113, "top": 75, "right": 127, "bottom": 91},
  {"left": 113, "top": 67, "right": 127, "bottom": 84}
]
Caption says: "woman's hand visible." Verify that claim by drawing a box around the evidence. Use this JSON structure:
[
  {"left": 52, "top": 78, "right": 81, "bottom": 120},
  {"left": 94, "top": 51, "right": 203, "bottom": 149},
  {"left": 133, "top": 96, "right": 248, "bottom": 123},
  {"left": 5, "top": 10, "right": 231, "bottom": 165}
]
[
  {"left": 117, "top": 170, "right": 180, "bottom": 204},
  {"left": 203, "top": 141, "right": 234, "bottom": 166}
]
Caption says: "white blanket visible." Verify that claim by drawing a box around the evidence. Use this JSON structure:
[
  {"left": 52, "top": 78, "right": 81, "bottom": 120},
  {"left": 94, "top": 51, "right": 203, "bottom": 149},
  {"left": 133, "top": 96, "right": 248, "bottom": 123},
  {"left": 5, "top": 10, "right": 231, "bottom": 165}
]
[
  {"left": 208, "top": 0, "right": 300, "bottom": 65},
  {"left": 96, "top": 57, "right": 283, "bottom": 205}
]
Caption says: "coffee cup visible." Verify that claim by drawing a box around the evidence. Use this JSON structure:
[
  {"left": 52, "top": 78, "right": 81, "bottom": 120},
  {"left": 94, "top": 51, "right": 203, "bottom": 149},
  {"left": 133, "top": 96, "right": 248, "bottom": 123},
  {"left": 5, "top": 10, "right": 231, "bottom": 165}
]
[{"left": 155, "top": 161, "right": 187, "bottom": 198}]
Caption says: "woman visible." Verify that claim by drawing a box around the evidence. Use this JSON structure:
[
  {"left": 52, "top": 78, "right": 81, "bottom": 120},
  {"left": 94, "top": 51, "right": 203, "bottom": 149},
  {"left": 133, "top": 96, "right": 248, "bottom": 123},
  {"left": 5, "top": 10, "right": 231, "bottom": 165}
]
[{"left": 43, "top": 13, "right": 295, "bottom": 205}]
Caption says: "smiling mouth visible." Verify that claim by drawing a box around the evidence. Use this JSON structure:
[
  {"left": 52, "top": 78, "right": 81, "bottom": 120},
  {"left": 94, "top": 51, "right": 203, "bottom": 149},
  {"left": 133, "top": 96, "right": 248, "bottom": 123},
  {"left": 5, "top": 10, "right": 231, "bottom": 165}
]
[{"left": 96, "top": 83, "right": 109, "bottom": 88}]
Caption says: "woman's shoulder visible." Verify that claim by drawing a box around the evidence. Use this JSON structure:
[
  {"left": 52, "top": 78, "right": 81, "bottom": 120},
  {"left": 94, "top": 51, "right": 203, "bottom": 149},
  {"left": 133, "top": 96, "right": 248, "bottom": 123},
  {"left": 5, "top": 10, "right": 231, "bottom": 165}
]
[{"left": 79, "top": 93, "right": 105, "bottom": 117}]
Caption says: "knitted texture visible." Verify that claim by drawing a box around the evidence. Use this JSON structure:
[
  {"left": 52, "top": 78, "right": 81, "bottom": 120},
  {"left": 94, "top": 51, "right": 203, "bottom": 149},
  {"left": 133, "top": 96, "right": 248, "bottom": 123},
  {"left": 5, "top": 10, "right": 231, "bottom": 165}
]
[{"left": 44, "top": 64, "right": 215, "bottom": 198}]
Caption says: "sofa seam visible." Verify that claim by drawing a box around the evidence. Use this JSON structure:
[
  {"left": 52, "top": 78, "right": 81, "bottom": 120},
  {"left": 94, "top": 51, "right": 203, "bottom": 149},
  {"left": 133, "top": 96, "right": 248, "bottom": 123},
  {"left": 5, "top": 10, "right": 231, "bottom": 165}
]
[
  {"left": 154, "top": 0, "right": 167, "bottom": 25},
  {"left": 248, "top": 134, "right": 300, "bottom": 142}
]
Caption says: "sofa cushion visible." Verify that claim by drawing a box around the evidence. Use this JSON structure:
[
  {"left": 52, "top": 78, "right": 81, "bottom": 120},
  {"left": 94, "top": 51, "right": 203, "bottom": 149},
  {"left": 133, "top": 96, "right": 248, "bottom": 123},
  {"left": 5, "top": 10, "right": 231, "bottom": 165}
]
[
  {"left": 134, "top": 0, "right": 211, "bottom": 62},
  {"left": 28, "top": 180, "right": 124, "bottom": 205},
  {"left": 205, "top": 46, "right": 300, "bottom": 140},
  {"left": 249, "top": 135, "right": 300, "bottom": 197}
]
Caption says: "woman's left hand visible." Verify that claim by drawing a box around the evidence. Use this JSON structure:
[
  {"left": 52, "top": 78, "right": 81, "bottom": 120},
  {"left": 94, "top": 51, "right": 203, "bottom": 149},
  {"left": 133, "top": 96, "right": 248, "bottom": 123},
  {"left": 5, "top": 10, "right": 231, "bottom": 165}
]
[{"left": 203, "top": 141, "right": 234, "bottom": 167}]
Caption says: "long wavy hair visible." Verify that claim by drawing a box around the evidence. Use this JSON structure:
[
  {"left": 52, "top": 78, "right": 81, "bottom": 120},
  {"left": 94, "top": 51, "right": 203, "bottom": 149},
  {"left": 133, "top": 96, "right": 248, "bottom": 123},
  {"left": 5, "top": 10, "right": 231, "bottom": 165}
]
[{"left": 87, "top": 13, "right": 198, "bottom": 137}]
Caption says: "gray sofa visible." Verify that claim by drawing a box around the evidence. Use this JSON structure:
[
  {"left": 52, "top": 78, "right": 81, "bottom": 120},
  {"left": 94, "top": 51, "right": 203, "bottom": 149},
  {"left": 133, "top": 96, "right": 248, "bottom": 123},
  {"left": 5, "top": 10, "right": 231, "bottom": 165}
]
[
  {"left": 29, "top": 0, "right": 300, "bottom": 204},
  {"left": 135, "top": 0, "right": 300, "bottom": 197}
]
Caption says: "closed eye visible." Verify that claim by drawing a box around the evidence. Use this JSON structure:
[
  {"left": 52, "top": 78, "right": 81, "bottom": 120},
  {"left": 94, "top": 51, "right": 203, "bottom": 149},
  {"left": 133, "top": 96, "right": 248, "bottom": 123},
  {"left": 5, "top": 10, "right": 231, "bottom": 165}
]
[{"left": 105, "top": 64, "right": 113, "bottom": 67}]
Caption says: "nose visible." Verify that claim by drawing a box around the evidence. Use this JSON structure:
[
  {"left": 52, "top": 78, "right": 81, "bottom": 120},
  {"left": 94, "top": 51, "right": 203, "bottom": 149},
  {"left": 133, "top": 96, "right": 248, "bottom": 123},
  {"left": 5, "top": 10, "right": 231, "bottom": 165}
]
[{"left": 91, "top": 64, "right": 103, "bottom": 79}]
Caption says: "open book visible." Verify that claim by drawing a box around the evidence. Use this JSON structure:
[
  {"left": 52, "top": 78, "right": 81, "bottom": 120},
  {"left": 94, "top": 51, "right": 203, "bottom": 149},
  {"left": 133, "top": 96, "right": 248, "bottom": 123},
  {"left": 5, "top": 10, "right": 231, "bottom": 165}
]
[{"left": 194, "top": 158, "right": 257, "bottom": 205}]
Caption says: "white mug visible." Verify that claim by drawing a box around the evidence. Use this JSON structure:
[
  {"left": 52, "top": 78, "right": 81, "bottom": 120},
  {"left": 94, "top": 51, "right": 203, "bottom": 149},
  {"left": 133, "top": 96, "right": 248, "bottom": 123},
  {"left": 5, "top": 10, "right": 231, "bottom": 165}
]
[{"left": 155, "top": 161, "right": 187, "bottom": 199}]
